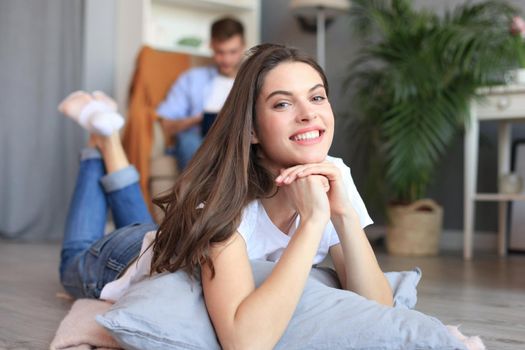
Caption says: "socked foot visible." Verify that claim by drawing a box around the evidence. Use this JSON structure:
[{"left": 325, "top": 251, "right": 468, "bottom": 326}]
[{"left": 58, "top": 90, "right": 124, "bottom": 136}]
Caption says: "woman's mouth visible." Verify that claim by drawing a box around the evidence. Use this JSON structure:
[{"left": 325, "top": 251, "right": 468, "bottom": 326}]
[{"left": 290, "top": 129, "right": 325, "bottom": 144}]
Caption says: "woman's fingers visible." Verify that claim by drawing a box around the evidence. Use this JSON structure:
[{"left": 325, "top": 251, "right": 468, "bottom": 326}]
[
  {"left": 275, "top": 165, "right": 304, "bottom": 185},
  {"left": 275, "top": 162, "right": 340, "bottom": 186}
]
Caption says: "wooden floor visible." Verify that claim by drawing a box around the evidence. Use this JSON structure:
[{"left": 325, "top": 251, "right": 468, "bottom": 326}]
[{"left": 0, "top": 241, "right": 524, "bottom": 349}]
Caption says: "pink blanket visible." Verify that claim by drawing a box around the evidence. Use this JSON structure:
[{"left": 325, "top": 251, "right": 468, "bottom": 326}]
[{"left": 50, "top": 299, "right": 120, "bottom": 350}]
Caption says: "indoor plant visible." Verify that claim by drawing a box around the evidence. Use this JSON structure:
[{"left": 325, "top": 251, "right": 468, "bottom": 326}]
[{"left": 347, "top": 0, "right": 521, "bottom": 255}]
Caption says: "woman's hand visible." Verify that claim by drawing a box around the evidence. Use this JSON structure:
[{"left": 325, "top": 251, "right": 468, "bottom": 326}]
[
  {"left": 276, "top": 162, "right": 354, "bottom": 219},
  {"left": 278, "top": 173, "right": 331, "bottom": 223}
]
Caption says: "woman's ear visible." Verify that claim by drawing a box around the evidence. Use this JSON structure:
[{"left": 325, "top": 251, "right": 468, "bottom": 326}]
[{"left": 250, "top": 130, "right": 260, "bottom": 144}]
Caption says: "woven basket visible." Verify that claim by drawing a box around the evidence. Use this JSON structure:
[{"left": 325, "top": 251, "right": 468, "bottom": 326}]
[{"left": 386, "top": 199, "right": 443, "bottom": 256}]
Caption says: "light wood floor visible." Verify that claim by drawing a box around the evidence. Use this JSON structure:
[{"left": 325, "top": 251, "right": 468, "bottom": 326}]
[{"left": 1, "top": 241, "right": 524, "bottom": 349}]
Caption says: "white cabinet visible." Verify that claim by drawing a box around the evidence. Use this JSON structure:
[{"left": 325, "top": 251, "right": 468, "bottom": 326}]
[{"left": 114, "top": 0, "right": 260, "bottom": 111}]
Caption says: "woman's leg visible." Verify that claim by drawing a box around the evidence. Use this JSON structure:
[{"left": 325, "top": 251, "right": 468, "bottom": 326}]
[
  {"left": 60, "top": 145, "right": 116, "bottom": 298},
  {"left": 60, "top": 148, "right": 108, "bottom": 282},
  {"left": 60, "top": 138, "right": 155, "bottom": 298},
  {"left": 96, "top": 133, "right": 154, "bottom": 228},
  {"left": 59, "top": 91, "right": 154, "bottom": 298}
]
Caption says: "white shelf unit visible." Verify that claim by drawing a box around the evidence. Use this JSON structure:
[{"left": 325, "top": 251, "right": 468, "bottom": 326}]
[
  {"left": 114, "top": 0, "right": 260, "bottom": 111},
  {"left": 464, "top": 84, "right": 525, "bottom": 259}
]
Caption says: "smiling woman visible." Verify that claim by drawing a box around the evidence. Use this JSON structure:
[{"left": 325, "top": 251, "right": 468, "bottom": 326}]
[
  {"left": 54, "top": 43, "right": 481, "bottom": 350},
  {"left": 151, "top": 44, "right": 394, "bottom": 349}
]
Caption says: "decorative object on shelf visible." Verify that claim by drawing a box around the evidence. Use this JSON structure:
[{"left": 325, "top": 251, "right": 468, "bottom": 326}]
[
  {"left": 346, "top": 0, "right": 521, "bottom": 256},
  {"left": 290, "top": 0, "right": 350, "bottom": 68},
  {"left": 499, "top": 173, "right": 523, "bottom": 194},
  {"left": 177, "top": 36, "right": 203, "bottom": 48}
]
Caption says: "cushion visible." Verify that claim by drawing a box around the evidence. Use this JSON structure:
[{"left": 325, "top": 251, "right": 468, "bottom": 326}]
[{"left": 97, "top": 260, "right": 466, "bottom": 350}]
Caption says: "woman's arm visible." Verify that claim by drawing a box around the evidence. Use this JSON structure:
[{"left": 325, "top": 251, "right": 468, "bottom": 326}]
[
  {"left": 276, "top": 162, "right": 393, "bottom": 306},
  {"left": 329, "top": 216, "right": 393, "bottom": 306},
  {"left": 202, "top": 176, "right": 330, "bottom": 350}
]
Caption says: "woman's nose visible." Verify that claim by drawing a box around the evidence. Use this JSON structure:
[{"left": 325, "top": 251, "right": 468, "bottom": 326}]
[{"left": 295, "top": 102, "right": 317, "bottom": 122}]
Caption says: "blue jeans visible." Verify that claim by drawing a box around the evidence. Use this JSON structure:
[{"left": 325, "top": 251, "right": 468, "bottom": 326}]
[
  {"left": 60, "top": 148, "right": 157, "bottom": 299},
  {"left": 168, "top": 131, "right": 202, "bottom": 170}
]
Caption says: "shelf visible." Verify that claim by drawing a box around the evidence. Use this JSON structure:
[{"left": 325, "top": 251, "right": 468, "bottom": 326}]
[
  {"left": 474, "top": 193, "right": 525, "bottom": 201},
  {"left": 153, "top": 0, "right": 255, "bottom": 11}
]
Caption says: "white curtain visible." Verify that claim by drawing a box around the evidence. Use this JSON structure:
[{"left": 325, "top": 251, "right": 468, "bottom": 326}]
[{"left": 0, "top": 0, "right": 85, "bottom": 240}]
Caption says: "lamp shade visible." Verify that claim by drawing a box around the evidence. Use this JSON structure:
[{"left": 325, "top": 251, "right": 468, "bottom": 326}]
[{"left": 290, "top": 0, "right": 350, "bottom": 17}]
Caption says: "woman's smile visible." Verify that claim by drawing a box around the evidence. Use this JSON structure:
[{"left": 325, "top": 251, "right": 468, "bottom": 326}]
[
  {"left": 289, "top": 127, "right": 326, "bottom": 145},
  {"left": 253, "top": 61, "right": 335, "bottom": 169}
]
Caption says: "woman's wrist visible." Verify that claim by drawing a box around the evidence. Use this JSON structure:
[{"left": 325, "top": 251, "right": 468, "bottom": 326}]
[
  {"left": 299, "top": 215, "right": 330, "bottom": 234},
  {"left": 331, "top": 206, "right": 359, "bottom": 223},
  {"left": 331, "top": 210, "right": 360, "bottom": 236}
]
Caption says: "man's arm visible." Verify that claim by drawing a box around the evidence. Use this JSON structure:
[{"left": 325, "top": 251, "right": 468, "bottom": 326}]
[
  {"left": 157, "top": 70, "right": 204, "bottom": 136},
  {"left": 159, "top": 114, "right": 203, "bottom": 135}
]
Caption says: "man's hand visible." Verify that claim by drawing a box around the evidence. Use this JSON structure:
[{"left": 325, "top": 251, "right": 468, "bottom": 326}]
[{"left": 160, "top": 113, "right": 203, "bottom": 135}]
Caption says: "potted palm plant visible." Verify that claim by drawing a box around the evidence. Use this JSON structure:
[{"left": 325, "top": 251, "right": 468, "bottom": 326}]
[{"left": 347, "top": 0, "right": 521, "bottom": 255}]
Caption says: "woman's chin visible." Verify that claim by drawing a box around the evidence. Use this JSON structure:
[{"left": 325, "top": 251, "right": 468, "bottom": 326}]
[
  {"left": 289, "top": 153, "right": 328, "bottom": 167},
  {"left": 303, "top": 152, "right": 329, "bottom": 164}
]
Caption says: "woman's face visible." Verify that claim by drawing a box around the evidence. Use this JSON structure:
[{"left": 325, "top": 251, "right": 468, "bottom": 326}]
[{"left": 253, "top": 61, "right": 334, "bottom": 172}]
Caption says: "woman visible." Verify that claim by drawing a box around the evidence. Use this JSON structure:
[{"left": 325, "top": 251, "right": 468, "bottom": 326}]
[{"left": 59, "top": 44, "right": 393, "bottom": 349}]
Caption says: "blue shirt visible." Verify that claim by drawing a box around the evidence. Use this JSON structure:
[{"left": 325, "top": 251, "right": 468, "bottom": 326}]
[{"left": 156, "top": 66, "right": 218, "bottom": 135}]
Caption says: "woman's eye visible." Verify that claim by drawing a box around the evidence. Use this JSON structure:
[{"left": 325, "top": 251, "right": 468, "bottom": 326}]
[
  {"left": 312, "top": 95, "right": 326, "bottom": 102},
  {"left": 273, "top": 101, "right": 290, "bottom": 109}
]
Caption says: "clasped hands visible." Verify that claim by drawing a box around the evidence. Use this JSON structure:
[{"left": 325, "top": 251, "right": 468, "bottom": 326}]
[{"left": 275, "top": 162, "right": 354, "bottom": 222}]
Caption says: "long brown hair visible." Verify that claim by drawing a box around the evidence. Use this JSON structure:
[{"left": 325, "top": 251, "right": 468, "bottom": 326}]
[{"left": 151, "top": 44, "right": 329, "bottom": 277}]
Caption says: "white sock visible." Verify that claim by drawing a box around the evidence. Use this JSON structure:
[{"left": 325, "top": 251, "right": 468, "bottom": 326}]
[
  {"left": 77, "top": 100, "right": 124, "bottom": 136},
  {"left": 90, "top": 111, "right": 125, "bottom": 136}
]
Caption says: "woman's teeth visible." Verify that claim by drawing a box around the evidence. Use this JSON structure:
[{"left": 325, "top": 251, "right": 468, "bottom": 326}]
[{"left": 292, "top": 130, "right": 320, "bottom": 141}]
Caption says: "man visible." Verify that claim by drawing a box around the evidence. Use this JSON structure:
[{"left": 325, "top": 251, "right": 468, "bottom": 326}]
[{"left": 156, "top": 17, "right": 245, "bottom": 170}]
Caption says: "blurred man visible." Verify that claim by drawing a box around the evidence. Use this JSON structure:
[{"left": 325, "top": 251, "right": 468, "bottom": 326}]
[{"left": 156, "top": 17, "right": 245, "bottom": 170}]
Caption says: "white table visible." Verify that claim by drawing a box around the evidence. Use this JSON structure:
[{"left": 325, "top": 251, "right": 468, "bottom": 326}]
[{"left": 464, "top": 84, "right": 525, "bottom": 259}]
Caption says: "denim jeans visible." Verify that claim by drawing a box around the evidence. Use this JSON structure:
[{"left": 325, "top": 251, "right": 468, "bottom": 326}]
[
  {"left": 167, "top": 131, "right": 202, "bottom": 170},
  {"left": 60, "top": 148, "right": 157, "bottom": 299}
]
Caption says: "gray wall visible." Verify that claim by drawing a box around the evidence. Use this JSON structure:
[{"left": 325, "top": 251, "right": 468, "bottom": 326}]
[{"left": 261, "top": 0, "right": 525, "bottom": 232}]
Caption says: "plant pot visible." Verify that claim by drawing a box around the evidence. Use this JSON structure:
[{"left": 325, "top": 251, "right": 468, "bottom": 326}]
[{"left": 386, "top": 199, "right": 443, "bottom": 256}]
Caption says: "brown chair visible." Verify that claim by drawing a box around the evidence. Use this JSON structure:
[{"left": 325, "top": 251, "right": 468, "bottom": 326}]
[{"left": 122, "top": 46, "right": 191, "bottom": 218}]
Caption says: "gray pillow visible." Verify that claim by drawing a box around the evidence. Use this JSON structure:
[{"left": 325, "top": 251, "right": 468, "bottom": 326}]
[{"left": 97, "top": 260, "right": 466, "bottom": 350}]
